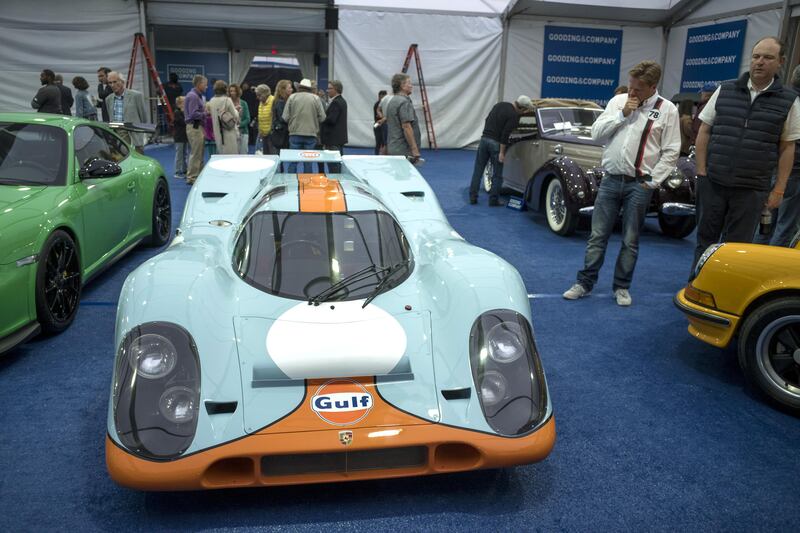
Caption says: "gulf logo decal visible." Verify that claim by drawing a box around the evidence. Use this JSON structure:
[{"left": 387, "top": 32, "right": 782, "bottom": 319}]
[
  {"left": 311, "top": 379, "right": 373, "bottom": 426},
  {"left": 300, "top": 151, "right": 321, "bottom": 159}
]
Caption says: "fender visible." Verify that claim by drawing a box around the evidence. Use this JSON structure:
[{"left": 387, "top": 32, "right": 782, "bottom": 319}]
[
  {"left": 526, "top": 156, "right": 594, "bottom": 213},
  {"left": 657, "top": 155, "right": 696, "bottom": 209}
]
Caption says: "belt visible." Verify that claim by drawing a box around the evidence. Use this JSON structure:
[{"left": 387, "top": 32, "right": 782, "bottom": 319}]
[
  {"left": 607, "top": 174, "right": 651, "bottom": 183},
  {"left": 607, "top": 174, "right": 638, "bottom": 182}
]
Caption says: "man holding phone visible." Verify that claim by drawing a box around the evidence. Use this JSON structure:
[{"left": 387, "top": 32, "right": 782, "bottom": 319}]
[{"left": 563, "top": 60, "right": 680, "bottom": 306}]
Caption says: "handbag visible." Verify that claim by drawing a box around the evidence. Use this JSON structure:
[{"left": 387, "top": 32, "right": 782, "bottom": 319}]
[
  {"left": 271, "top": 125, "right": 288, "bottom": 150},
  {"left": 218, "top": 98, "right": 237, "bottom": 131}
]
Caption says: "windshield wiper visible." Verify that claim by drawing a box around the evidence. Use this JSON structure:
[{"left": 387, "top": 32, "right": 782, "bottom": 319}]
[
  {"left": 308, "top": 264, "right": 384, "bottom": 306},
  {"left": 362, "top": 260, "right": 412, "bottom": 308}
]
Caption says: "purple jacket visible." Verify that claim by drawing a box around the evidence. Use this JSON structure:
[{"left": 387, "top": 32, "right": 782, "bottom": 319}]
[{"left": 185, "top": 88, "right": 206, "bottom": 123}]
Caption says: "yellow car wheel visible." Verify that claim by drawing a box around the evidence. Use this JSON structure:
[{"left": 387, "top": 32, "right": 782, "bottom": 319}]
[{"left": 738, "top": 297, "right": 800, "bottom": 413}]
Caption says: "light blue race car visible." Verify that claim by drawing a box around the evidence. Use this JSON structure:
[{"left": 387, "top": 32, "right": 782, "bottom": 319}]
[{"left": 106, "top": 151, "right": 555, "bottom": 490}]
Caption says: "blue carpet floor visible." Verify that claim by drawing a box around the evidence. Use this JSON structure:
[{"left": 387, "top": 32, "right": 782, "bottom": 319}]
[{"left": 1, "top": 144, "right": 798, "bottom": 532}]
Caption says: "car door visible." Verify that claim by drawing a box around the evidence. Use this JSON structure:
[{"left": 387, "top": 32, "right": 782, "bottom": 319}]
[{"left": 73, "top": 125, "right": 137, "bottom": 272}]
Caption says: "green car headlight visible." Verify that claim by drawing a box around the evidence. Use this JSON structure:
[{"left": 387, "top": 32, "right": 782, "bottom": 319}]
[
  {"left": 469, "top": 310, "right": 548, "bottom": 436},
  {"left": 113, "top": 322, "right": 200, "bottom": 460}
]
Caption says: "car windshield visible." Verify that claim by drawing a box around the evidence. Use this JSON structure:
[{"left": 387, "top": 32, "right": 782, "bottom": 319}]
[
  {"left": 234, "top": 210, "right": 413, "bottom": 301},
  {"left": 0, "top": 122, "right": 67, "bottom": 185},
  {"left": 537, "top": 108, "right": 602, "bottom": 136}
]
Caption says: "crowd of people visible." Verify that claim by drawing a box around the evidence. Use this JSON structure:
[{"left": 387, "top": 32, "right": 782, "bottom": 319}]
[{"left": 31, "top": 38, "right": 798, "bottom": 284}]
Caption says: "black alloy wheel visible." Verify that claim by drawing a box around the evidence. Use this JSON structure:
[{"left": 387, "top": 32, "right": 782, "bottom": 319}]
[
  {"left": 148, "top": 179, "right": 172, "bottom": 247},
  {"left": 738, "top": 297, "right": 800, "bottom": 414},
  {"left": 35, "top": 230, "right": 82, "bottom": 333}
]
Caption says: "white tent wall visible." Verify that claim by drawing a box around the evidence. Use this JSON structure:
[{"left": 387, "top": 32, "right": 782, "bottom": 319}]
[
  {"left": 333, "top": 9, "right": 503, "bottom": 149},
  {"left": 503, "top": 18, "right": 663, "bottom": 104},
  {"left": 0, "top": 0, "right": 144, "bottom": 114},
  {"left": 662, "top": 7, "right": 783, "bottom": 98}
]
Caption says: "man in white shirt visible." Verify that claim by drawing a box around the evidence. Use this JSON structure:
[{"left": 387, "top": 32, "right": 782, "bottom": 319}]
[
  {"left": 563, "top": 60, "right": 680, "bottom": 306},
  {"left": 692, "top": 36, "right": 800, "bottom": 269}
]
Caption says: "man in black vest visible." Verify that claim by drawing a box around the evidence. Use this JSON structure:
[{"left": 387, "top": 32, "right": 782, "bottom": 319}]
[
  {"left": 692, "top": 36, "right": 800, "bottom": 270},
  {"left": 321, "top": 80, "right": 348, "bottom": 173}
]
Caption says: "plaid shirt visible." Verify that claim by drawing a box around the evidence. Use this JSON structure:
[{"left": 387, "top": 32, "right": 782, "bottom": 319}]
[{"left": 112, "top": 93, "right": 125, "bottom": 122}]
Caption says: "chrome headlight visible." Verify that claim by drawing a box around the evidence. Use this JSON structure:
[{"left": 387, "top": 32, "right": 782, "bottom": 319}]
[
  {"left": 694, "top": 243, "right": 724, "bottom": 279},
  {"left": 113, "top": 322, "right": 200, "bottom": 460},
  {"left": 469, "top": 310, "right": 548, "bottom": 436},
  {"left": 666, "top": 168, "right": 684, "bottom": 189}
]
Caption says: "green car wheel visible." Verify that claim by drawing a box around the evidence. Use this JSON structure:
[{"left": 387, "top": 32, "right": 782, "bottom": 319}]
[
  {"left": 35, "top": 230, "right": 82, "bottom": 333},
  {"left": 148, "top": 179, "right": 172, "bottom": 247}
]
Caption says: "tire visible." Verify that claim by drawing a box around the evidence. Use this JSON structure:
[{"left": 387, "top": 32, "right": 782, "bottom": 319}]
[
  {"left": 544, "top": 178, "right": 577, "bottom": 236},
  {"left": 483, "top": 160, "right": 493, "bottom": 193},
  {"left": 737, "top": 297, "right": 800, "bottom": 414},
  {"left": 147, "top": 178, "right": 172, "bottom": 247},
  {"left": 35, "top": 230, "right": 82, "bottom": 334},
  {"left": 657, "top": 213, "right": 695, "bottom": 239}
]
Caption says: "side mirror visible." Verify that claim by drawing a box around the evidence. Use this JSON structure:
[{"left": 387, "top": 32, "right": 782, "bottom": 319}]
[{"left": 79, "top": 157, "right": 122, "bottom": 179}]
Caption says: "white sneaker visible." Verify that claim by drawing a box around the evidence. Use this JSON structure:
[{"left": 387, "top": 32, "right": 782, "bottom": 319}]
[
  {"left": 614, "top": 288, "right": 632, "bottom": 306},
  {"left": 563, "top": 283, "right": 590, "bottom": 300}
]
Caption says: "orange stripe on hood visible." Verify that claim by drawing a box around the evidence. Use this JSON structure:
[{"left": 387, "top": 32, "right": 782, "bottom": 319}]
[{"left": 297, "top": 174, "right": 346, "bottom": 212}]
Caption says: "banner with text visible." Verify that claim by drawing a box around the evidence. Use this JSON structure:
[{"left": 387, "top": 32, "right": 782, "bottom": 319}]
[
  {"left": 541, "top": 26, "right": 623, "bottom": 106},
  {"left": 680, "top": 19, "right": 747, "bottom": 92}
]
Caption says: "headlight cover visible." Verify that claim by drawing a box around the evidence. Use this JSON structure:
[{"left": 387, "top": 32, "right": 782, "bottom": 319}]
[
  {"left": 666, "top": 168, "right": 684, "bottom": 189},
  {"left": 693, "top": 243, "right": 724, "bottom": 279},
  {"left": 113, "top": 322, "right": 200, "bottom": 460},
  {"left": 469, "top": 310, "right": 548, "bottom": 436}
]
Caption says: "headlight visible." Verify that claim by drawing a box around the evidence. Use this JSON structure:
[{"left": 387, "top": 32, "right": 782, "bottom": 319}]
[
  {"left": 469, "top": 310, "right": 548, "bottom": 436},
  {"left": 113, "top": 322, "right": 200, "bottom": 460},
  {"left": 130, "top": 334, "right": 177, "bottom": 379},
  {"left": 693, "top": 243, "right": 724, "bottom": 279},
  {"left": 487, "top": 322, "right": 524, "bottom": 364},
  {"left": 666, "top": 168, "right": 684, "bottom": 189}
]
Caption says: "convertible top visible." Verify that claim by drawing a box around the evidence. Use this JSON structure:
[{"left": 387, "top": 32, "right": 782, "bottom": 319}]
[{"left": 532, "top": 98, "right": 603, "bottom": 109}]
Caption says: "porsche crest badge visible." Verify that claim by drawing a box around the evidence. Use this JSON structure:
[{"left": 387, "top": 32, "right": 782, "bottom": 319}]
[{"left": 339, "top": 430, "right": 353, "bottom": 446}]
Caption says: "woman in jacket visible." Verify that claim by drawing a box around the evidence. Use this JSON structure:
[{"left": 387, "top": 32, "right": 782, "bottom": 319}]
[
  {"left": 229, "top": 83, "right": 251, "bottom": 155},
  {"left": 207, "top": 80, "right": 239, "bottom": 155},
  {"left": 72, "top": 76, "right": 96, "bottom": 120},
  {"left": 271, "top": 79, "right": 293, "bottom": 153}
]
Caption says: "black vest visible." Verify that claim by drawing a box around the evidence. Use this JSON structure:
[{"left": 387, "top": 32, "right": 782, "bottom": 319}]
[{"left": 707, "top": 73, "right": 796, "bottom": 190}]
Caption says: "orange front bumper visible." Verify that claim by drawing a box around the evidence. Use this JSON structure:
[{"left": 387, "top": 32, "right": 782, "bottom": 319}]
[{"left": 107, "top": 416, "right": 556, "bottom": 491}]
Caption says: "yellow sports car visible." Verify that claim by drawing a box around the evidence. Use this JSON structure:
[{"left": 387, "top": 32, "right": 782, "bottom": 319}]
[{"left": 674, "top": 233, "right": 800, "bottom": 413}]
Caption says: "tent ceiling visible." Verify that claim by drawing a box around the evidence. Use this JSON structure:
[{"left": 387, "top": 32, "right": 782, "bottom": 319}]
[
  {"left": 152, "top": 25, "right": 326, "bottom": 54},
  {"left": 509, "top": 0, "right": 708, "bottom": 25},
  {"left": 146, "top": 0, "right": 330, "bottom": 32}
]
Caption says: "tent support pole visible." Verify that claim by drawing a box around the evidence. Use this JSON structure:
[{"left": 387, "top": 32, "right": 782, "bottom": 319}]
[{"left": 498, "top": 15, "right": 510, "bottom": 103}]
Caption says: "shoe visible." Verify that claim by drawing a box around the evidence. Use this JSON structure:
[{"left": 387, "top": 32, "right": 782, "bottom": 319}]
[
  {"left": 614, "top": 288, "right": 632, "bottom": 306},
  {"left": 469, "top": 195, "right": 477, "bottom": 205},
  {"left": 186, "top": 178, "right": 195, "bottom": 186},
  {"left": 563, "top": 283, "right": 590, "bottom": 300},
  {"left": 488, "top": 197, "right": 500, "bottom": 206},
  {"left": 173, "top": 174, "right": 185, "bottom": 180}
]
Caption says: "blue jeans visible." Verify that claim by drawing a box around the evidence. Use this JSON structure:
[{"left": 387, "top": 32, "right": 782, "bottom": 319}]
[
  {"left": 577, "top": 175, "right": 654, "bottom": 291},
  {"left": 288, "top": 135, "right": 317, "bottom": 173},
  {"left": 753, "top": 177, "right": 800, "bottom": 247},
  {"left": 468, "top": 137, "right": 503, "bottom": 200},
  {"left": 173, "top": 142, "right": 187, "bottom": 175}
]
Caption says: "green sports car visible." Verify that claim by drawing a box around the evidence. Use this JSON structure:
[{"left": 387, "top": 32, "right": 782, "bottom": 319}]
[{"left": 0, "top": 113, "right": 171, "bottom": 354}]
